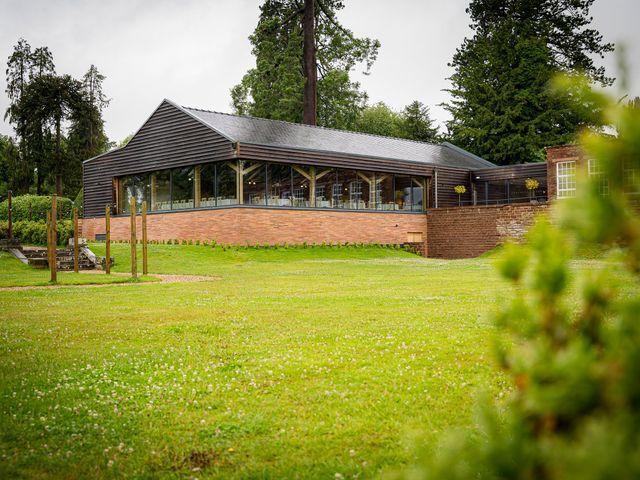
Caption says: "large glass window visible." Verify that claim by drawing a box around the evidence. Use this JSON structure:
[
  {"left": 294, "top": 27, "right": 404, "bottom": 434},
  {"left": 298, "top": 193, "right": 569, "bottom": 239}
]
[
  {"left": 197, "top": 164, "right": 216, "bottom": 208},
  {"left": 412, "top": 177, "right": 426, "bottom": 211},
  {"left": 557, "top": 161, "right": 576, "bottom": 198},
  {"left": 357, "top": 171, "right": 375, "bottom": 209},
  {"left": 150, "top": 170, "right": 171, "bottom": 211},
  {"left": 242, "top": 161, "right": 266, "bottom": 205},
  {"left": 267, "top": 163, "right": 292, "bottom": 207},
  {"left": 291, "top": 166, "right": 311, "bottom": 207},
  {"left": 394, "top": 175, "right": 413, "bottom": 211},
  {"left": 172, "top": 167, "right": 194, "bottom": 210},
  {"left": 341, "top": 170, "right": 360, "bottom": 209},
  {"left": 376, "top": 174, "right": 395, "bottom": 210},
  {"left": 119, "top": 174, "right": 149, "bottom": 213},
  {"left": 216, "top": 162, "right": 238, "bottom": 206},
  {"left": 314, "top": 168, "right": 336, "bottom": 208},
  {"left": 117, "top": 161, "right": 427, "bottom": 214}
]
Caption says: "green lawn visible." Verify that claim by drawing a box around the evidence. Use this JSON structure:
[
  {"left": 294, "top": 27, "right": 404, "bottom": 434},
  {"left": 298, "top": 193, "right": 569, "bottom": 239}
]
[{"left": 1, "top": 244, "right": 516, "bottom": 478}]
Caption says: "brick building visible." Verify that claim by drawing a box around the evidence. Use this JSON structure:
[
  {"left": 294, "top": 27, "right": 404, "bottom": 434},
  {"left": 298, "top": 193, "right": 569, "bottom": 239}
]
[{"left": 82, "top": 100, "right": 586, "bottom": 257}]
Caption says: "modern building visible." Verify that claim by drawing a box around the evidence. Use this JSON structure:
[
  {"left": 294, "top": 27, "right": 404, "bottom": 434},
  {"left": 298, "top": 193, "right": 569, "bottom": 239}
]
[{"left": 81, "top": 99, "right": 550, "bottom": 255}]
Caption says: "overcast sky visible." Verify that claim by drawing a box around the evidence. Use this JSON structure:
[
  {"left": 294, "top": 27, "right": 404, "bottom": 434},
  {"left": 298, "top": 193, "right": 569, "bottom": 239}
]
[{"left": 0, "top": 0, "right": 638, "bottom": 143}]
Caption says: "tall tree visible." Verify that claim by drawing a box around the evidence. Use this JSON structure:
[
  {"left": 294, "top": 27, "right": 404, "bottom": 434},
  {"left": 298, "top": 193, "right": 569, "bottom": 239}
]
[
  {"left": 231, "top": 0, "right": 379, "bottom": 129},
  {"left": 401, "top": 101, "right": 440, "bottom": 142},
  {"left": 445, "top": 0, "right": 613, "bottom": 165},
  {"left": 353, "top": 102, "right": 403, "bottom": 138}
]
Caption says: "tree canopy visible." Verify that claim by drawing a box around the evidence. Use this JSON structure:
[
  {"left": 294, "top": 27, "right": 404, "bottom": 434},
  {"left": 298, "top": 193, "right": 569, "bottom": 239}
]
[
  {"left": 231, "top": 0, "right": 379, "bottom": 130},
  {"left": 445, "top": 0, "right": 613, "bottom": 165},
  {"left": 353, "top": 101, "right": 440, "bottom": 143},
  {"left": 3, "top": 39, "right": 110, "bottom": 196}
]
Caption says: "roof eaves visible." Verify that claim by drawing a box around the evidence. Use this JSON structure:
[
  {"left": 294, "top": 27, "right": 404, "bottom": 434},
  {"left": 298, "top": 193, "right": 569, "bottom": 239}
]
[
  {"left": 237, "top": 140, "right": 469, "bottom": 171},
  {"left": 441, "top": 141, "right": 496, "bottom": 168}
]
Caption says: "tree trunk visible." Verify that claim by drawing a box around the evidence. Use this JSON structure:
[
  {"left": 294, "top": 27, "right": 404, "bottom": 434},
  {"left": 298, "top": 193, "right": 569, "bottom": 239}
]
[
  {"left": 55, "top": 116, "right": 63, "bottom": 196},
  {"left": 302, "top": 0, "right": 317, "bottom": 126}
]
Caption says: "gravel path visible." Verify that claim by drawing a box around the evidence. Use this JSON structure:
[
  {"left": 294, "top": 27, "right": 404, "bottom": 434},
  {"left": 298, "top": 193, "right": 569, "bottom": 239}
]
[{"left": 0, "top": 273, "right": 219, "bottom": 292}]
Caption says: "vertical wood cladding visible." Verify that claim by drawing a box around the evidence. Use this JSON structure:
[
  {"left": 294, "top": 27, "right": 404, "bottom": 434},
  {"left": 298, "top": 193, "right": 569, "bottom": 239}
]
[{"left": 83, "top": 101, "right": 235, "bottom": 217}]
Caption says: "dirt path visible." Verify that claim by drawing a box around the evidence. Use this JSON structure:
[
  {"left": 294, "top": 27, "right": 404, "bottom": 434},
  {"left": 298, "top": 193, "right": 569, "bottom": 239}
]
[{"left": 0, "top": 272, "right": 219, "bottom": 292}]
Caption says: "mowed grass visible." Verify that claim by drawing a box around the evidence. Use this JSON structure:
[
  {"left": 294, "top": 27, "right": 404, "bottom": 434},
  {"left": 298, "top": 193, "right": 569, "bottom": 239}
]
[{"left": 0, "top": 243, "right": 516, "bottom": 479}]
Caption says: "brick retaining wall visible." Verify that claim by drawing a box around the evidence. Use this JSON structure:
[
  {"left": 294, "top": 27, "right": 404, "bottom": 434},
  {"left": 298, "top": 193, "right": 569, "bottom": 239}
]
[
  {"left": 426, "top": 203, "right": 549, "bottom": 258},
  {"left": 81, "top": 207, "right": 428, "bottom": 250}
]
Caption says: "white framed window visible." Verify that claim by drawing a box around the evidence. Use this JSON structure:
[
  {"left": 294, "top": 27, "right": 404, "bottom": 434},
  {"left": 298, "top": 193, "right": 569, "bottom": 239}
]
[
  {"left": 349, "top": 180, "right": 362, "bottom": 201},
  {"left": 556, "top": 161, "right": 576, "bottom": 198},
  {"left": 588, "top": 159, "right": 609, "bottom": 196}
]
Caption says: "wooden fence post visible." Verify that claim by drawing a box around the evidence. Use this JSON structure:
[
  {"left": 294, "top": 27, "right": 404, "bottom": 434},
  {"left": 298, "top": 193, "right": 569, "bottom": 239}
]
[
  {"left": 50, "top": 195, "right": 57, "bottom": 283},
  {"left": 130, "top": 197, "right": 137, "bottom": 278},
  {"left": 7, "top": 190, "right": 12, "bottom": 240},
  {"left": 105, "top": 205, "right": 111, "bottom": 274},
  {"left": 73, "top": 208, "right": 79, "bottom": 273},
  {"left": 142, "top": 200, "right": 148, "bottom": 275},
  {"left": 46, "top": 210, "right": 52, "bottom": 273}
]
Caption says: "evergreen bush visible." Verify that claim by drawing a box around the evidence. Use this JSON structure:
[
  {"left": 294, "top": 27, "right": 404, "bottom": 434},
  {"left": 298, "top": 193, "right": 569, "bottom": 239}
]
[{"left": 0, "top": 194, "right": 74, "bottom": 222}]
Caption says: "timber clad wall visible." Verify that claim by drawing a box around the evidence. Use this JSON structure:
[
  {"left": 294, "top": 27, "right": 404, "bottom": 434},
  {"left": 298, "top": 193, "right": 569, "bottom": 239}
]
[
  {"left": 426, "top": 204, "right": 548, "bottom": 258},
  {"left": 82, "top": 208, "right": 428, "bottom": 248},
  {"left": 83, "top": 102, "right": 235, "bottom": 217},
  {"left": 433, "top": 166, "right": 472, "bottom": 206}
]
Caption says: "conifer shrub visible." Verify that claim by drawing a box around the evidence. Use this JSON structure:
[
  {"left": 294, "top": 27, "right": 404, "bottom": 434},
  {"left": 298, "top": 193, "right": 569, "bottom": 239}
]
[{"left": 398, "top": 77, "right": 640, "bottom": 480}]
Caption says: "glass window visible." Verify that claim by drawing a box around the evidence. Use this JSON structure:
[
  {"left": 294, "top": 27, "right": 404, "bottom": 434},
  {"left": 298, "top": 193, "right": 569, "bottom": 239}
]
[
  {"left": 376, "top": 173, "right": 395, "bottom": 210},
  {"left": 242, "top": 161, "right": 266, "bottom": 205},
  {"left": 119, "top": 174, "right": 149, "bottom": 213},
  {"left": 557, "top": 161, "right": 576, "bottom": 198},
  {"left": 341, "top": 170, "right": 360, "bottom": 209},
  {"left": 172, "top": 167, "right": 194, "bottom": 210},
  {"left": 394, "top": 175, "right": 413, "bottom": 211},
  {"left": 412, "top": 177, "right": 426, "bottom": 211},
  {"left": 315, "top": 168, "right": 336, "bottom": 208},
  {"left": 357, "top": 171, "right": 375, "bottom": 210},
  {"left": 291, "top": 166, "right": 311, "bottom": 207},
  {"left": 197, "top": 164, "right": 215, "bottom": 208},
  {"left": 624, "top": 159, "right": 640, "bottom": 195},
  {"left": 588, "top": 158, "right": 609, "bottom": 196},
  {"left": 150, "top": 170, "right": 170, "bottom": 211},
  {"left": 217, "top": 161, "right": 238, "bottom": 206},
  {"left": 267, "top": 163, "right": 292, "bottom": 207}
]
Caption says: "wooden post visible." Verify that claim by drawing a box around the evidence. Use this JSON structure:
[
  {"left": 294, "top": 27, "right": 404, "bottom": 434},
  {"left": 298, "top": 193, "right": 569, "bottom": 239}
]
[
  {"left": 46, "top": 210, "right": 52, "bottom": 273},
  {"left": 50, "top": 195, "right": 57, "bottom": 283},
  {"left": 73, "top": 208, "right": 79, "bottom": 273},
  {"left": 105, "top": 205, "right": 111, "bottom": 274},
  {"left": 142, "top": 200, "right": 148, "bottom": 275},
  {"left": 130, "top": 197, "right": 137, "bottom": 278},
  {"left": 7, "top": 190, "right": 12, "bottom": 240}
]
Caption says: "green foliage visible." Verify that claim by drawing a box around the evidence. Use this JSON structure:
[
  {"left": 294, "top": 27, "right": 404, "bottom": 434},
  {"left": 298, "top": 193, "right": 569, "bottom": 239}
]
[
  {"left": 4, "top": 39, "right": 110, "bottom": 197},
  {"left": 400, "top": 78, "right": 640, "bottom": 479},
  {"left": 0, "top": 194, "right": 73, "bottom": 222},
  {"left": 354, "top": 102, "right": 403, "bottom": 137},
  {"left": 0, "top": 219, "right": 73, "bottom": 246},
  {"left": 445, "top": 0, "right": 613, "bottom": 165},
  {"left": 353, "top": 100, "right": 440, "bottom": 142},
  {"left": 231, "top": 0, "right": 379, "bottom": 129}
]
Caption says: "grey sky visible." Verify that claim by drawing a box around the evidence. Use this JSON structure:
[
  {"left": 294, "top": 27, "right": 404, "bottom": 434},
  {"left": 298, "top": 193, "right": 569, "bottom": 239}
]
[{"left": 0, "top": 0, "right": 638, "bottom": 143}]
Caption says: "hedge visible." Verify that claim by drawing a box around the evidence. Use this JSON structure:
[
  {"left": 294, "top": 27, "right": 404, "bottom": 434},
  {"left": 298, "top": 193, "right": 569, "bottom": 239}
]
[
  {"left": 0, "top": 195, "right": 75, "bottom": 222},
  {"left": 0, "top": 220, "right": 73, "bottom": 246}
]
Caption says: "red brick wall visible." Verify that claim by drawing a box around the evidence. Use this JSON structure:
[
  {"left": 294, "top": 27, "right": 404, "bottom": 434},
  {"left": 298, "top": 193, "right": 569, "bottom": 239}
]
[
  {"left": 81, "top": 207, "right": 428, "bottom": 249},
  {"left": 546, "top": 145, "right": 585, "bottom": 200},
  {"left": 426, "top": 203, "right": 549, "bottom": 258}
]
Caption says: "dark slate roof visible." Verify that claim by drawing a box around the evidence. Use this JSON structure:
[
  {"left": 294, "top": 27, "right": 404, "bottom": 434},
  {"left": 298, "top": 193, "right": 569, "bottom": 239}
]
[{"left": 171, "top": 100, "right": 495, "bottom": 170}]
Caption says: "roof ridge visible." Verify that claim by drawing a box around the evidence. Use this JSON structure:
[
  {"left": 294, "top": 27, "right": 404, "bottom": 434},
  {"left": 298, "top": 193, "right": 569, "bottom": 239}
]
[{"left": 181, "top": 105, "right": 443, "bottom": 148}]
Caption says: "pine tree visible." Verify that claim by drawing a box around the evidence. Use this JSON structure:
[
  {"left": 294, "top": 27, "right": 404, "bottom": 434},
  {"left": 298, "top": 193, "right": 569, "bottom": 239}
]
[
  {"left": 400, "top": 101, "right": 440, "bottom": 143},
  {"left": 231, "top": 0, "right": 379, "bottom": 129},
  {"left": 445, "top": 0, "right": 613, "bottom": 165}
]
